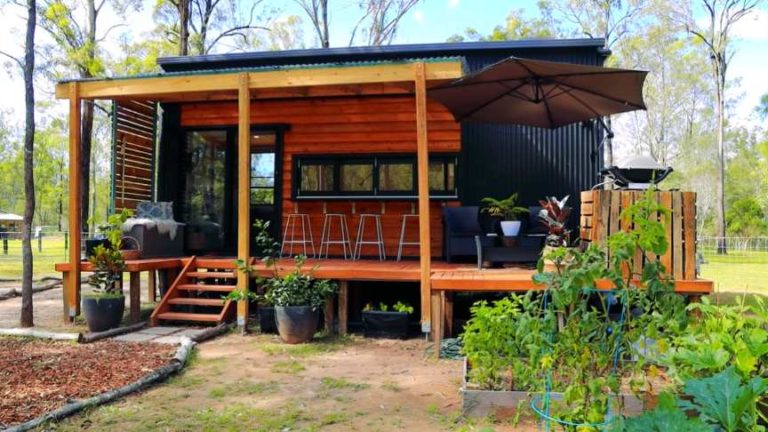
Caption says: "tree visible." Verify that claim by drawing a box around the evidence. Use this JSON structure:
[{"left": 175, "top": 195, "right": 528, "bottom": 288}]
[
  {"left": 293, "top": 0, "right": 329, "bottom": 48},
  {"left": 447, "top": 8, "right": 557, "bottom": 42},
  {"left": 675, "top": 0, "right": 764, "bottom": 253},
  {"left": 758, "top": 93, "right": 768, "bottom": 119},
  {"left": 349, "top": 0, "right": 421, "bottom": 46},
  {"left": 154, "top": 0, "right": 274, "bottom": 56},
  {"left": 39, "top": 0, "right": 124, "bottom": 235},
  {"left": 539, "top": 0, "right": 649, "bottom": 166},
  {"left": 0, "top": 0, "right": 37, "bottom": 327}
]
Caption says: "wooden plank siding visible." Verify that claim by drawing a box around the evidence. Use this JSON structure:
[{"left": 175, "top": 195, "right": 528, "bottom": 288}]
[
  {"left": 114, "top": 100, "right": 157, "bottom": 211},
  {"left": 581, "top": 189, "right": 698, "bottom": 280},
  {"left": 180, "top": 95, "right": 461, "bottom": 258}
]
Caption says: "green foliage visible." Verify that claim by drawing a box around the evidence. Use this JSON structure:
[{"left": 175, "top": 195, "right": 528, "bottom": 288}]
[
  {"left": 362, "top": 301, "right": 414, "bottom": 314},
  {"left": 461, "top": 292, "right": 550, "bottom": 391},
  {"left": 621, "top": 392, "right": 709, "bottom": 431},
  {"left": 660, "top": 297, "right": 768, "bottom": 384},
  {"left": 480, "top": 192, "right": 529, "bottom": 221},
  {"left": 86, "top": 209, "right": 133, "bottom": 295},
  {"left": 679, "top": 366, "right": 767, "bottom": 432},
  {"left": 263, "top": 256, "right": 337, "bottom": 310},
  {"left": 726, "top": 196, "right": 768, "bottom": 237}
]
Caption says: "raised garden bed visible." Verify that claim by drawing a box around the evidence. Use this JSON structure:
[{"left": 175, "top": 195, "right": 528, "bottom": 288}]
[
  {"left": 460, "top": 358, "right": 656, "bottom": 420},
  {"left": 0, "top": 337, "right": 175, "bottom": 429}
]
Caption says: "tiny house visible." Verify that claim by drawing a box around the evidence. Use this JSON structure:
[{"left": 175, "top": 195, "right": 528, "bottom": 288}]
[{"left": 55, "top": 39, "right": 712, "bottom": 336}]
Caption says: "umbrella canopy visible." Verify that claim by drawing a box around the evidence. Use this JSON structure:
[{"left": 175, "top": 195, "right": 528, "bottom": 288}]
[{"left": 428, "top": 57, "right": 647, "bottom": 128}]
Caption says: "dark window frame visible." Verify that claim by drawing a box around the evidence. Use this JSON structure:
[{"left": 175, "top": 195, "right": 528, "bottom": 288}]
[{"left": 293, "top": 153, "right": 458, "bottom": 200}]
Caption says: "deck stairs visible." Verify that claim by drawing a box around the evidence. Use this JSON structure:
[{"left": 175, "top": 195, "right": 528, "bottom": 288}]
[{"left": 150, "top": 257, "right": 244, "bottom": 326}]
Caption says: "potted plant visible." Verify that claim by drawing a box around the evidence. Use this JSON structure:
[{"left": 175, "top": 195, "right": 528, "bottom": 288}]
[
  {"left": 82, "top": 210, "right": 134, "bottom": 332},
  {"left": 362, "top": 301, "right": 414, "bottom": 339},
  {"left": 263, "top": 255, "right": 337, "bottom": 344},
  {"left": 537, "top": 195, "right": 572, "bottom": 272},
  {"left": 481, "top": 193, "right": 529, "bottom": 237}
]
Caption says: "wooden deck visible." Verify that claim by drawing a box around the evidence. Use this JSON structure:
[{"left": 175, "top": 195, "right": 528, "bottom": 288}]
[{"left": 56, "top": 256, "right": 713, "bottom": 329}]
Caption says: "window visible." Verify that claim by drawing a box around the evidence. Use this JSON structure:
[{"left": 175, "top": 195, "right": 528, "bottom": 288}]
[
  {"left": 299, "top": 162, "right": 334, "bottom": 193},
  {"left": 340, "top": 160, "right": 374, "bottom": 193},
  {"left": 293, "top": 154, "right": 458, "bottom": 199},
  {"left": 250, "top": 152, "right": 275, "bottom": 205},
  {"left": 379, "top": 161, "right": 414, "bottom": 192}
]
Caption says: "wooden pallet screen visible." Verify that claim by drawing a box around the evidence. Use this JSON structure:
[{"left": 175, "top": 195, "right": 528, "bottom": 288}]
[
  {"left": 580, "top": 190, "right": 697, "bottom": 280},
  {"left": 113, "top": 100, "right": 157, "bottom": 211}
]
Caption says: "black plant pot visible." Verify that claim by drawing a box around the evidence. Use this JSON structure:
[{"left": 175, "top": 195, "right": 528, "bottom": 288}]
[
  {"left": 82, "top": 295, "right": 125, "bottom": 333},
  {"left": 362, "top": 310, "right": 409, "bottom": 339},
  {"left": 275, "top": 306, "right": 319, "bottom": 344},
  {"left": 259, "top": 306, "right": 277, "bottom": 333}
]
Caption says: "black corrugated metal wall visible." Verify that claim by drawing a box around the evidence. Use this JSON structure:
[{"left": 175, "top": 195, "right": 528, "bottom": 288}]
[{"left": 458, "top": 47, "right": 607, "bottom": 235}]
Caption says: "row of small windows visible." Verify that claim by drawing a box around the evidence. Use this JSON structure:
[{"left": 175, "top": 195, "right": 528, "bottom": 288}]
[{"left": 294, "top": 154, "right": 458, "bottom": 199}]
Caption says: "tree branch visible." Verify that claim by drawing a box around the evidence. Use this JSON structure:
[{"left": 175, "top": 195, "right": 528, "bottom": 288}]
[{"left": 0, "top": 49, "right": 23, "bottom": 69}]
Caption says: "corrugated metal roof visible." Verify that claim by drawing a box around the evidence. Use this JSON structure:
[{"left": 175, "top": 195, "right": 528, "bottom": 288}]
[
  {"left": 57, "top": 56, "right": 464, "bottom": 84},
  {"left": 159, "top": 39, "right": 608, "bottom": 73}
]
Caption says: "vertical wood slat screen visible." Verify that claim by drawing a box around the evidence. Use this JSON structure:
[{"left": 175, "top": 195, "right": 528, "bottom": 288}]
[
  {"left": 580, "top": 189, "right": 698, "bottom": 280},
  {"left": 112, "top": 100, "right": 157, "bottom": 211}
]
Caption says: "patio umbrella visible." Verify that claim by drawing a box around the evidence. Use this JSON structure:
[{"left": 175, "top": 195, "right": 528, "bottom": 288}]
[{"left": 427, "top": 57, "right": 647, "bottom": 128}]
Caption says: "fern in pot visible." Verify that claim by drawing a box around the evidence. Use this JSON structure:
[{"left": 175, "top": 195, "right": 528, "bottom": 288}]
[
  {"left": 263, "top": 255, "right": 337, "bottom": 344},
  {"left": 481, "top": 193, "right": 529, "bottom": 237},
  {"left": 82, "top": 210, "right": 134, "bottom": 332}
]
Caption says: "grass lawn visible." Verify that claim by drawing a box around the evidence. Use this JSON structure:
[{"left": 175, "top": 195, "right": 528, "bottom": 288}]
[
  {"left": 699, "top": 249, "right": 768, "bottom": 295},
  {"left": 0, "top": 236, "right": 68, "bottom": 279}
]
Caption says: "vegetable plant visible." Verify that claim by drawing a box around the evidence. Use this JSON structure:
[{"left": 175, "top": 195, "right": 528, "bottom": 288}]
[
  {"left": 87, "top": 209, "right": 134, "bottom": 296},
  {"left": 363, "top": 301, "right": 414, "bottom": 314}
]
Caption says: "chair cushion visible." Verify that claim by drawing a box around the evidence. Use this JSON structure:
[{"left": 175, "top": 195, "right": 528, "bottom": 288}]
[{"left": 136, "top": 201, "right": 174, "bottom": 220}]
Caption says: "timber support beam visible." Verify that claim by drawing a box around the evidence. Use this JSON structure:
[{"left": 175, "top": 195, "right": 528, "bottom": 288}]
[
  {"left": 236, "top": 73, "right": 251, "bottom": 329},
  {"left": 414, "top": 62, "right": 433, "bottom": 336}
]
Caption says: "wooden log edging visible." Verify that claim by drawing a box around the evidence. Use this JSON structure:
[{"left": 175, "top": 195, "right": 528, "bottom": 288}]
[
  {"left": 189, "top": 322, "right": 233, "bottom": 344},
  {"left": 0, "top": 279, "right": 62, "bottom": 301},
  {"left": 4, "top": 337, "right": 196, "bottom": 432},
  {"left": 0, "top": 328, "right": 82, "bottom": 342},
  {"left": 80, "top": 322, "right": 147, "bottom": 344}
]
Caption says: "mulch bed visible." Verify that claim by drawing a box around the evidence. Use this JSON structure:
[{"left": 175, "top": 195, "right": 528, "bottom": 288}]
[{"left": 0, "top": 338, "right": 175, "bottom": 429}]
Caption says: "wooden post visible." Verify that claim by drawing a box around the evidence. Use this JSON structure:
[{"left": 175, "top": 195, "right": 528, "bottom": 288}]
[
  {"left": 147, "top": 270, "right": 157, "bottom": 302},
  {"left": 414, "top": 62, "right": 432, "bottom": 334},
  {"left": 431, "top": 291, "right": 443, "bottom": 354},
  {"left": 324, "top": 295, "right": 335, "bottom": 334},
  {"left": 236, "top": 73, "right": 251, "bottom": 330},
  {"left": 443, "top": 292, "right": 454, "bottom": 338},
  {"left": 130, "top": 272, "right": 141, "bottom": 323},
  {"left": 66, "top": 83, "right": 82, "bottom": 322},
  {"left": 338, "top": 281, "right": 348, "bottom": 336}
]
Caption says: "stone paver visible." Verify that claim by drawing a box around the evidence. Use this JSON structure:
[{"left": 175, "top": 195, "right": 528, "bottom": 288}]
[
  {"left": 140, "top": 326, "right": 182, "bottom": 336},
  {"left": 113, "top": 332, "right": 159, "bottom": 343}
]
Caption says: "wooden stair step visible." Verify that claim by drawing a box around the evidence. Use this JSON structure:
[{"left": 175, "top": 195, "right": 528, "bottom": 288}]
[
  {"left": 188, "top": 271, "right": 237, "bottom": 279},
  {"left": 155, "top": 312, "right": 221, "bottom": 322},
  {"left": 177, "top": 284, "right": 236, "bottom": 293},
  {"left": 168, "top": 297, "right": 226, "bottom": 307}
]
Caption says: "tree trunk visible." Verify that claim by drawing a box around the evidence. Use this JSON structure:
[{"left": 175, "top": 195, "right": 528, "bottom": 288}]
[
  {"left": 715, "top": 64, "right": 727, "bottom": 254},
  {"left": 21, "top": 0, "right": 37, "bottom": 328},
  {"left": 320, "top": 0, "right": 329, "bottom": 48},
  {"left": 178, "top": 0, "right": 190, "bottom": 55},
  {"left": 80, "top": 100, "right": 93, "bottom": 234}
]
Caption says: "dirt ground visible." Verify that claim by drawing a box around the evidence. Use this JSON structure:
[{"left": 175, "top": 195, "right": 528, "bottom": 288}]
[
  {"left": 37, "top": 334, "right": 541, "bottom": 432},
  {"left": 0, "top": 338, "right": 175, "bottom": 429}
]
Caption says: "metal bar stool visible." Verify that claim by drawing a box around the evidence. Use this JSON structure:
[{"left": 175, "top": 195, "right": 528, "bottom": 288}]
[
  {"left": 319, "top": 213, "right": 353, "bottom": 259},
  {"left": 396, "top": 213, "right": 420, "bottom": 261},
  {"left": 354, "top": 214, "right": 386, "bottom": 261},
  {"left": 280, "top": 213, "right": 316, "bottom": 258}
]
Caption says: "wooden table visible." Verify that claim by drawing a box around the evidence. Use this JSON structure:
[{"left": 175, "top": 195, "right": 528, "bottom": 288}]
[{"left": 55, "top": 258, "right": 185, "bottom": 323}]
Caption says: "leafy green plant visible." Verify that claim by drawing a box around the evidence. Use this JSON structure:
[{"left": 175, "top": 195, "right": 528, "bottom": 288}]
[
  {"left": 461, "top": 292, "right": 550, "bottom": 391},
  {"left": 621, "top": 392, "right": 709, "bottom": 432},
  {"left": 87, "top": 209, "right": 134, "bottom": 296},
  {"left": 263, "top": 255, "right": 337, "bottom": 310},
  {"left": 679, "top": 366, "right": 767, "bottom": 432},
  {"left": 226, "top": 219, "right": 280, "bottom": 303},
  {"left": 362, "top": 301, "right": 414, "bottom": 314},
  {"left": 480, "top": 192, "right": 529, "bottom": 220}
]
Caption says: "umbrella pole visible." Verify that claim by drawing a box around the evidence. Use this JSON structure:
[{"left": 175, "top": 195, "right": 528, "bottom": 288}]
[{"left": 590, "top": 117, "right": 615, "bottom": 165}]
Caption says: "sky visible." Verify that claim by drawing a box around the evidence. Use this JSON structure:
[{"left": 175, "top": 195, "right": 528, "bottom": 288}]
[{"left": 0, "top": 0, "right": 766, "bottom": 132}]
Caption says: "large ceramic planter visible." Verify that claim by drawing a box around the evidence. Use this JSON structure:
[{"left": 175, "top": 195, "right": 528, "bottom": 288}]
[
  {"left": 500, "top": 220, "right": 522, "bottom": 236},
  {"left": 275, "top": 306, "right": 319, "bottom": 344},
  {"left": 258, "top": 306, "right": 277, "bottom": 334},
  {"left": 82, "top": 295, "right": 125, "bottom": 332},
  {"left": 362, "top": 310, "right": 409, "bottom": 339}
]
